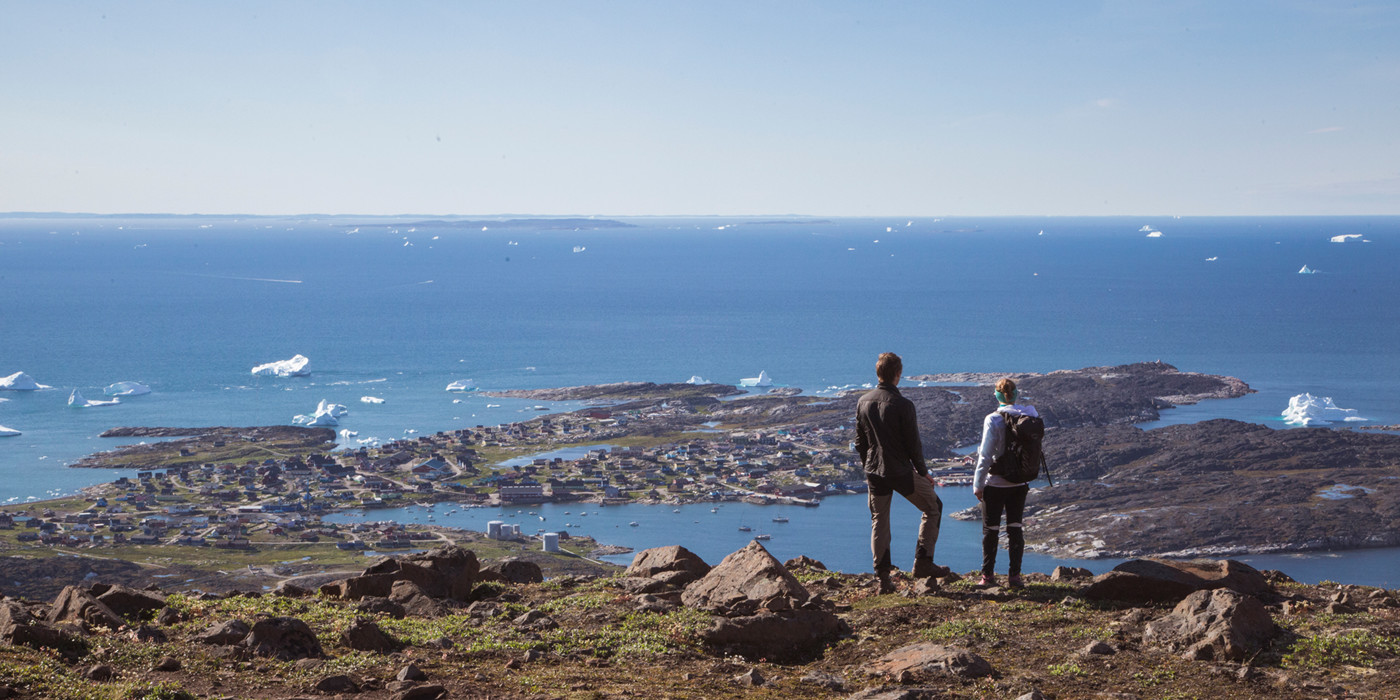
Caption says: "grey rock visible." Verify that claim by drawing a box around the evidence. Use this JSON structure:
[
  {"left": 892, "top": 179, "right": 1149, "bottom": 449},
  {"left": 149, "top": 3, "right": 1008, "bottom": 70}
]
[
  {"left": 241, "top": 616, "right": 324, "bottom": 661},
  {"left": 397, "top": 662, "right": 428, "bottom": 682},
  {"left": 482, "top": 557, "right": 543, "bottom": 584},
  {"left": 314, "top": 674, "right": 360, "bottom": 693},
  {"left": 392, "top": 685, "right": 448, "bottom": 700},
  {"left": 341, "top": 618, "right": 403, "bottom": 653},
  {"left": 151, "top": 656, "right": 181, "bottom": 672},
  {"left": 800, "top": 670, "right": 846, "bottom": 690},
  {"left": 1080, "top": 640, "right": 1117, "bottom": 656},
  {"left": 47, "top": 585, "right": 123, "bottom": 630},
  {"left": 681, "top": 540, "right": 809, "bottom": 615},
  {"left": 1051, "top": 566, "right": 1093, "bottom": 581},
  {"left": 84, "top": 664, "right": 114, "bottom": 682},
  {"left": 196, "top": 619, "right": 250, "bottom": 645},
  {"left": 93, "top": 584, "right": 168, "bottom": 620},
  {"left": 701, "top": 608, "right": 850, "bottom": 663},
  {"left": 863, "top": 642, "right": 994, "bottom": 680},
  {"left": 1143, "top": 589, "right": 1277, "bottom": 661},
  {"left": 734, "top": 667, "right": 765, "bottom": 686}
]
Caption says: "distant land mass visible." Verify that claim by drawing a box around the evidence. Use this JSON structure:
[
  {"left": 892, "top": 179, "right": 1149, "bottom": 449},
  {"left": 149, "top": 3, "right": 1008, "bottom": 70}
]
[{"left": 399, "top": 218, "right": 636, "bottom": 230}]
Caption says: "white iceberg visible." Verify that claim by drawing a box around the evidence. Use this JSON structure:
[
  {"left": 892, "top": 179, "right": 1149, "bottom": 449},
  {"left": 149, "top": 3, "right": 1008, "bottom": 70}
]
[
  {"left": 445, "top": 379, "right": 477, "bottom": 392},
  {"left": 0, "top": 372, "right": 49, "bottom": 391},
  {"left": 739, "top": 370, "right": 773, "bottom": 388},
  {"left": 1330, "top": 234, "right": 1363, "bottom": 243},
  {"left": 1298, "top": 265, "right": 1316, "bottom": 274},
  {"left": 251, "top": 354, "right": 310, "bottom": 377},
  {"left": 1282, "top": 393, "right": 1361, "bottom": 426},
  {"left": 1145, "top": 231, "right": 1163, "bottom": 238},
  {"left": 293, "top": 399, "right": 348, "bottom": 427},
  {"left": 68, "top": 389, "right": 120, "bottom": 408},
  {"left": 685, "top": 375, "right": 713, "bottom": 385},
  {"left": 360, "top": 396, "right": 385, "bottom": 404},
  {"left": 104, "top": 381, "right": 151, "bottom": 397},
  {"left": 1138, "top": 225, "right": 1153, "bottom": 232},
  {"left": 0, "top": 425, "right": 21, "bottom": 437},
  {"left": 339, "top": 429, "right": 358, "bottom": 440}
]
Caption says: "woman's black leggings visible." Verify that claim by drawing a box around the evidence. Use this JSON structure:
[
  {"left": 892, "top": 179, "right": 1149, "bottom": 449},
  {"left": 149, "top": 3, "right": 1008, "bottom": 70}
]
[{"left": 982, "top": 483, "right": 1029, "bottom": 576}]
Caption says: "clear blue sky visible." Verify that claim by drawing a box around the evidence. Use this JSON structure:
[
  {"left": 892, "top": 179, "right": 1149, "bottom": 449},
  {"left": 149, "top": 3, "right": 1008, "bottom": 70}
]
[{"left": 3, "top": 1, "right": 1397, "bottom": 216}]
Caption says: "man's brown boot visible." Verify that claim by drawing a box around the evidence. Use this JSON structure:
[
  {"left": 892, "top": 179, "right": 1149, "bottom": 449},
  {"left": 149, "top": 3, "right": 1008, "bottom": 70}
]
[
  {"left": 875, "top": 569, "right": 896, "bottom": 594},
  {"left": 912, "top": 557, "right": 951, "bottom": 580}
]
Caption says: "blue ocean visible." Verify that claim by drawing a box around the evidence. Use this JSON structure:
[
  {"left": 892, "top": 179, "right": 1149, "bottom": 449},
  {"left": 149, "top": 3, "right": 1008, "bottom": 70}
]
[{"left": 2, "top": 215, "right": 1397, "bottom": 584}]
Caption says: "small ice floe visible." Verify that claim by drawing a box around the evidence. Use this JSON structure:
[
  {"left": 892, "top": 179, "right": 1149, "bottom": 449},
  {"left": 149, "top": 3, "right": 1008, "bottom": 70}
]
[
  {"left": 0, "top": 425, "right": 21, "bottom": 437},
  {"left": 739, "top": 370, "right": 773, "bottom": 388},
  {"left": 1316, "top": 484, "right": 1375, "bottom": 500},
  {"left": 251, "top": 354, "right": 310, "bottom": 377},
  {"left": 339, "top": 429, "right": 358, "bottom": 440},
  {"left": 68, "top": 389, "right": 120, "bottom": 408},
  {"left": 1282, "top": 393, "right": 1361, "bottom": 426},
  {"left": 445, "top": 380, "right": 477, "bottom": 392},
  {"left": 1205, "top": 257, "right": 1218, "bottom": 262},
  {"left": 507, "top": 240, "right": 519, "bottom": 246},
  {"left": 452, "top": 399, "right": 463, "bottom": 404},
  {"left": 292, "top": 400, "right": 348, "bottom": 427},
  {"left": 685, "top": 375, "right": 713, "bottom": 385},
  {"left": 104, "top": 381, "right": 151, "bottom": 397},
  {"left": 1145, "top": 230, "right": 1163, "bottom": 238},
  {"left": 360, "top": 396, "right": 385, "bottom": 404},
  {"left": 885, "top": 227, "right": 892, "bottom": 232},
  {"left": 1329, "top": 234, "right": 1364, "bottom": 243},
  {"left": 485, "top": 403, "right": 500, "bottom": 408},
  {"left": 572, "top": 246, "right": 586, "bottom": 253},
  {"left": 0, "top": 371, "right": 49, "bottom": 391},
  {"left": 1298, "top": 265, "right": 1317, "bottom": 274},
  {"left": 1139, "top": 225, "right": 1154, "bottom": 232},
  {"left": 403, "top": 428, "right": 418, "bottom": 435}
]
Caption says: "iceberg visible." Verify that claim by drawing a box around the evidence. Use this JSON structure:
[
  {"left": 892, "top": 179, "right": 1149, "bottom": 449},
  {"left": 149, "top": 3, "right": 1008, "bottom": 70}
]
[
  {"left": 1298, "top": 265, "right": 1316, "bottom": 274},
  {"left": 685, "top": 375, "right": 713, "bottom": 385},
  {"left": 739, "top": 370, "right": 773, "bottom": 388},
  {"left": 1145, "top": 231, "right": 1163, "bottom": 238},
  {"left": 0, "top": 372, "right": 49, "bottom": 391},
  {"left": 68, "top": 389, "right": 120, "bottom": 408},
  {"left": 293, "top": 399, "right": 348, "bottom": 427},
  {"left": 445, "top": 380, "right": 477, "bottom": 392},
  {"left": 1282, "top": 393, "right": 1360, "bottom": 426},
  {"left": 104, "top": 381, "right": 151, "bottom": 397},
  {"left": 251, "top": 354, "right": 310, "bottom": 377},
  {"left": 1329, "top": 234, "right": 1363, "bottom": 243},
  {"left": 360, "top": 396, "right": 385, "bottom": 404},
  {"left": 0, "top": 425, "right": 20, "bottom": 437}
]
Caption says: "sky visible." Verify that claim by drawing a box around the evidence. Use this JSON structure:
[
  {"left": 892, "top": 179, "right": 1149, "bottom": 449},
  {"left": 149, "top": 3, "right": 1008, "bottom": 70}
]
[{"left": 2, "top": 1, "right": 1398, "bottom": 217}]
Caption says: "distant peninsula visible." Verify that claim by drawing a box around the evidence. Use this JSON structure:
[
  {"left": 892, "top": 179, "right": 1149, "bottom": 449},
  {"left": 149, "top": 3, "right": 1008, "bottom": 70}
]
[{"left": 397, "top": 218, "right": 636, "bottom": 230}]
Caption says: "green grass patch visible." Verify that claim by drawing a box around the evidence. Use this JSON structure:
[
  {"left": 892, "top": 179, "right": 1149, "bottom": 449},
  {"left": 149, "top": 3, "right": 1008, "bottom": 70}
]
[{"left": 1283, "top": 629, "right": 1400, "bottom": 669}]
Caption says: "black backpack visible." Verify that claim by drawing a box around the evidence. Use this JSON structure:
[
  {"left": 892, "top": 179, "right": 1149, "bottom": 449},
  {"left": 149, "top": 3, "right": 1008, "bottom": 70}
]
[{"left": 991, "top": 411, "right": 1049, "bottom": 485}]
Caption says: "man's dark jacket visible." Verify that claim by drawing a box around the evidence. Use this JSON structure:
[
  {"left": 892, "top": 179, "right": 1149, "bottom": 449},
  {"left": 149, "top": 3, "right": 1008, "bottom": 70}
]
[{"left": 855, "top": 384, "right": 928, "bottom": 479}]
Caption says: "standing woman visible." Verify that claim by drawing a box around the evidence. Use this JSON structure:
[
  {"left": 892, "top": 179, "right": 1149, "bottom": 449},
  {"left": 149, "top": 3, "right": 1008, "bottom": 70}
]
[{"left": 972, "top": 377, "right": 1038, "bottom": 588}]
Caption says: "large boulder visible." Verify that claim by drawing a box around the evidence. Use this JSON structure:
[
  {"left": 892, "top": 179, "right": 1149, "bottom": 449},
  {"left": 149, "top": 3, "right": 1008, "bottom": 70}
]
[
  {"left": 322, "top": 545, "right": 479, "bottom": 602},
  {"left": 681, "top": 541, "right": 808, "bottom": 615},
  {"left": 1083, "top": 558, "right": 1270, "bottom": 604},
  {"left": 196, "top": 619, "right": 250, "bottom": 645},
  {"left": 0, "top": 600, "right": 80, "bottom": 651},
  {"left": 241, "top": 617, "right": 324, "bottom": 660},
  {"left": 47, "top": 586, "right": 124, "bottom": 630},
  {"left": 93, "top": 584, "right": 168, "bottom": 620},
  {"left": 863, "top": 642, "right": 994, "bottom": 680},
  {"left": 340, "top": 619, "right": 403, "bottom": 653},
  {"left": 700, "top": 608, "right": 849, "bottom": 663},
  {"left": 626, "top": 545, "right": 711, "bottom": 587},
  {"left": 390, "top": 581, "right": 454, "bottom": 618},
  {"left": 482, "top": 557, "right": 543, "bottom": 585},
  {"left": 1143, "top": 589, "right": 1277, "bottom": 661}
]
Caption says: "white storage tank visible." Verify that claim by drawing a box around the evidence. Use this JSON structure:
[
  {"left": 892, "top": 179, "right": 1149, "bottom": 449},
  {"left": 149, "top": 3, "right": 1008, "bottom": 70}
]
[{"left": 542, "top": 532, "right": 560, "bottom": 552}]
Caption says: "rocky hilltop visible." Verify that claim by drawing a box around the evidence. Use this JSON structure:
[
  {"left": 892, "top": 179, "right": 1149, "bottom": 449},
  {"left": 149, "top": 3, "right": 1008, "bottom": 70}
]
[
  {"left": 1007, "top": 419, "right": 1400, "bottom": 558},
  {"left": 0, "top": 542, "right": 1395, "bottom": 699}
]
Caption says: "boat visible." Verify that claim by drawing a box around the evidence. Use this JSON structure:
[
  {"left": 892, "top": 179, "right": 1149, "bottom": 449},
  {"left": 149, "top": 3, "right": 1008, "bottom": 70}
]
[
  {"left": 629, "top": 521, "right": 639, "bottom": 527},
  {"left": 738, "top": 525, "right": 752, "bottom": 532},
  {"left": 753, "top": 534, "right": 771, "bottom": 540},
  {"left": 710, "top": 507, "right": 718, "bottom": 513},
  {"left": 772, "top": 517, "right": 788, "bottom": 523}
]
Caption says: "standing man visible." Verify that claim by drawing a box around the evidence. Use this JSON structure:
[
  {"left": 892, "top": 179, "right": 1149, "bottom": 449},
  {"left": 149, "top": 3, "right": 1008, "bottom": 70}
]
[{"left": 856, "top": 352, "right": 944, "bottom": 594}]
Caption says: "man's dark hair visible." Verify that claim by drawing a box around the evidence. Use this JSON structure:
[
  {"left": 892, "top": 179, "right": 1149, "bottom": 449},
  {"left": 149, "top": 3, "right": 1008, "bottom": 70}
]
[{"left": 876, "top": 352, "right": 902, "bottom": 384}]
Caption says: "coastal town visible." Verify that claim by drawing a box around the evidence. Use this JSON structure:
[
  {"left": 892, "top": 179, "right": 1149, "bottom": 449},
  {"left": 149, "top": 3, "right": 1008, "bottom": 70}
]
[{"left": 0, "top": 384, "right": 974, "bottom": 557}]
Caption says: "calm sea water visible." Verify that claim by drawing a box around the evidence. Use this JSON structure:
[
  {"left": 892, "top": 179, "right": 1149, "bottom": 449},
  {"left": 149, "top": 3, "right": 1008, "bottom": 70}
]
[{"left": 2, "top": 215, "right": 1397, "bottom": 583}]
